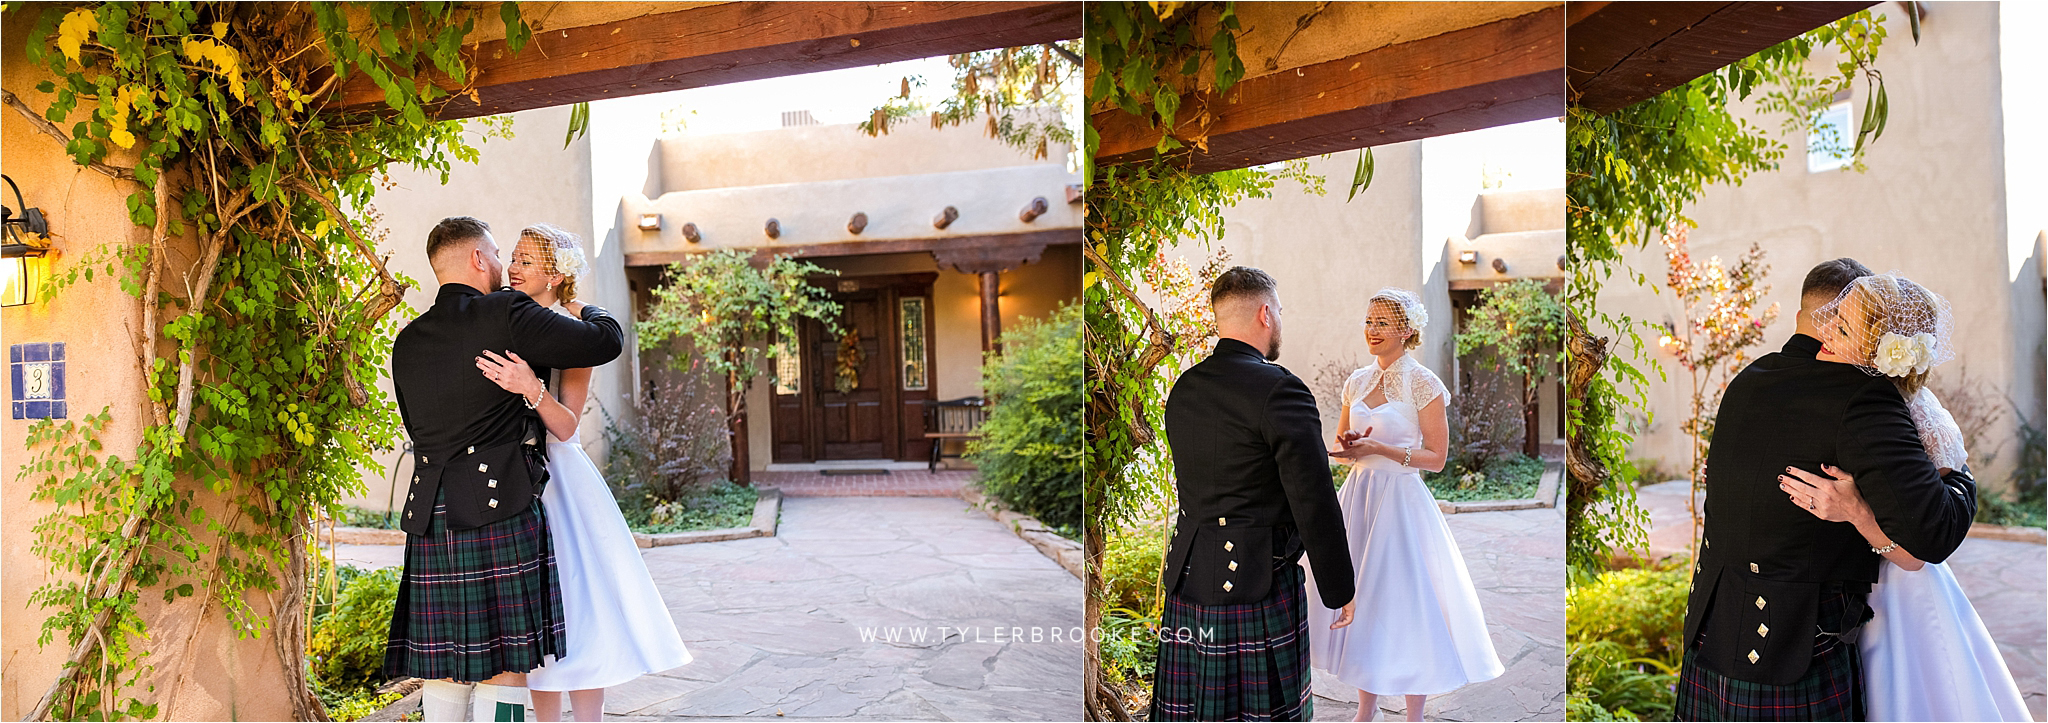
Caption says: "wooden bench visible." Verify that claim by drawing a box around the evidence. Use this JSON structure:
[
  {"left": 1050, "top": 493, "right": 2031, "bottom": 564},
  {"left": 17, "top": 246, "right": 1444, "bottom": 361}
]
[{"left": 924, "top": 396, "right": 987, "bottom": 473}]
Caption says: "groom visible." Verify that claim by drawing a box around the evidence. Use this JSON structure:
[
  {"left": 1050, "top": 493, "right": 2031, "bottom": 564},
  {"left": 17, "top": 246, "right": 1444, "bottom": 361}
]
[
  {"left": 1151, "top": 266, "right": 1355, "bottom": 722},
  {"left": 1674, "top": 257, "right": 1977, "bottom": 721},
  {"left": 384, "top": 216, "right": 624, "bottom": 721}
]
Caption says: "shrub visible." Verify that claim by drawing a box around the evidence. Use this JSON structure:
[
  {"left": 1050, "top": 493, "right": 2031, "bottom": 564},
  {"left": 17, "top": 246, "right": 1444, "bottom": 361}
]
[
  {"left": 1102, "top": 525, "right": 1169, "bottom": 613},
  {"left": 617, "top": 480, "right": 759, "bottom": 534},
  {"left": 1424, "top": 454, "right": 1544, "bottom": 502},
  {"left": 970, "top": 303, "right": 1082, "bottom": 531},
  {"left": 604, "top": 376, "right": 732, "bottom": 504},
  {"left": 1447, "top": 372, "right": 1525, "bottom": 475},
  {"left": 307, "top": 566, "right": 402, "bottom": 694},
  {"left": 1566, "top": 560, "right": 1690, "bottom": 721}
]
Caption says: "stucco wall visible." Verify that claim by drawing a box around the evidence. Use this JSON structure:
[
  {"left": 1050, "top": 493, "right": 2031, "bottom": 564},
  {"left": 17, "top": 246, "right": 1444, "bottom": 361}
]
[
  {"left": 350, "top": 104, "right": 617, "bottom": 511},
  {"left": 1596, "top": 3, "right": 2045, "bottom": 490},
  {"left": 657, "top": 116, "right": 1064, "bottom": 191},
  {"left": 2, "top": 11, "right": 293, "bottom": 719}
]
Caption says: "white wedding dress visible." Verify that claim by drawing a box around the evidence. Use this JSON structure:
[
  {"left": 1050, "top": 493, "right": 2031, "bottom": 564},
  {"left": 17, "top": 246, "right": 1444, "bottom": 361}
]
[
  {"left": 526, "top": 383, "right": 692, "bottom": 692},
  {"left": 1862, "top": 386, "right": 2031, "bottom": 721},
  {"left": 1304, "top": 357, "right": 1504, "bottom": 695}
]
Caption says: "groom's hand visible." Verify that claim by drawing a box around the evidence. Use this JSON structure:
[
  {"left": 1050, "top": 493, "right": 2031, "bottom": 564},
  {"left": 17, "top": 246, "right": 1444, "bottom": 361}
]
[{"left": 1330, "top": 600, "right": 1355, "bottom": 629}]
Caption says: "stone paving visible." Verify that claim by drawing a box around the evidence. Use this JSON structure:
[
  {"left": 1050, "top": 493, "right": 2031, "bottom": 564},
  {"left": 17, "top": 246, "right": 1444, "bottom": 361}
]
[
  {"left": 339, "top": 495, "right": 1084, "bottom": 721},
  {"left": 755, "top": 470, "right": 972, "bottom": 498},
  {"left": 1311, "top": 504, "right": 1567, "bottom": 722},
  {"left": 1634, "top": 480, "right": 2046, "bottom": 720}
]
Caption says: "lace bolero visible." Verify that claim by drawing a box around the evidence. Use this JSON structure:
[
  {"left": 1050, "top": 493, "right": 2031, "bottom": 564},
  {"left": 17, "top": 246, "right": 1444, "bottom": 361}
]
[
  {"left": 1342, "top": 355, "right": 1449, "bottom": 410},
  {"left": 1908, "top": 386, "right": 1968, "bottom": 471}
]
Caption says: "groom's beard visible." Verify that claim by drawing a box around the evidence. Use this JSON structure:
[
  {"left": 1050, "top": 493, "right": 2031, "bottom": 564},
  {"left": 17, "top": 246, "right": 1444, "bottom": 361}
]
[{"left": 1265, "top": 330, "right": 1282, "bottom": 361}]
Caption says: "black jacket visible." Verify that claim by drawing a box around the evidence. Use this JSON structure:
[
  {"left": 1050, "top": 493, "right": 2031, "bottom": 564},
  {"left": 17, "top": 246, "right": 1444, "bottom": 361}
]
[
  {"left": 390, "top": 284, "right": 624, "bottom": 535},
  {"left": 1683, "top": 334, "right": 1976, "bottom": 684},
  {"left": 1160, "top": 339, "right": 1355, "bottom": 609}
]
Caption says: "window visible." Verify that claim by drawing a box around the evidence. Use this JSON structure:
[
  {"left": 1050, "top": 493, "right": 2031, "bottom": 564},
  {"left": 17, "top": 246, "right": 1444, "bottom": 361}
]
[
  {"left": 774, "top": 353, "right": 801, "bottom": 396},
  {"left": 1807, "top": 101, "right": 1853, "bottom": 173},
  {"left": 900, "top": 297, "right": 928, "bottom": 390}
]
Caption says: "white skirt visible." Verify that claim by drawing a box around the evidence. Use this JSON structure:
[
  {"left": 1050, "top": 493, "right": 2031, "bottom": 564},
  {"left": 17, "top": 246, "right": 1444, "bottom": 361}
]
[
  {"left": 1304, "top": 462, "right": 1503, "bottom": 695},
  {"left": 526, "top": 438, "right": 692, "bottom": 691},
  {"left": 1862, "top": 559, "right": 2031, "bottom": 721}
]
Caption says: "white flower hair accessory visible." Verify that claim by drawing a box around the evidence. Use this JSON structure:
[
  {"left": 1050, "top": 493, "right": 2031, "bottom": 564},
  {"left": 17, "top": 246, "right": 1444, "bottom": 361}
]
[
  {"left": 552, "top": 244, "right": 588, "bottom": 279},
  {"left": 1366, "top": 287, "right": 1429, "bottom": 334},
  {"left": 1872, "top": 333, "right": 1923, "bottom": 377},
  {"left": 1811, "top": 272, "right": 1954, "bottom": 379}
]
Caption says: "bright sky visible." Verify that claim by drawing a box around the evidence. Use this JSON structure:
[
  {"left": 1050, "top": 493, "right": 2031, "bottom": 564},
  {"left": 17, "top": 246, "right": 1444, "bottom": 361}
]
[
  {"left": 1454, "top": 117, "right": 1566, "bottom": 191},
  {"left": 641, "top": 56, "right": 980, "bottom": 136}
]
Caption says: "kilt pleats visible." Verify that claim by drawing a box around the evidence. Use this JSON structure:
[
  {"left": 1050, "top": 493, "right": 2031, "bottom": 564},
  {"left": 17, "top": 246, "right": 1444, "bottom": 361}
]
[
  {"left": 1152, "top": 564, "right": 1313, "bottom": 722},
  {"left": 382, "top": 493, "right": 567, "bottom": 683}
]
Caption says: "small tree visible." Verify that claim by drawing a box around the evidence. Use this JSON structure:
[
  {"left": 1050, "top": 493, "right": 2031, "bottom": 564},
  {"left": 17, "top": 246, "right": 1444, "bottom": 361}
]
[
  {"left": 637, "top": 250, "right": 842, "bottom": 484},
  {"left": 1455, "top": 279, "right": 1568, "bottom": 457},
  {"left": 1660, "top": 227, "right": 1777, "bottom": 552}
]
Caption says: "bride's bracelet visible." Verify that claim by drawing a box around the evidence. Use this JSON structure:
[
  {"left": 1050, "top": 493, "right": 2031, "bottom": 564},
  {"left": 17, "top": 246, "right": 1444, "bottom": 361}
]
[{"left": 1870, "top": 542, "right": 1898, "bottom": 555}]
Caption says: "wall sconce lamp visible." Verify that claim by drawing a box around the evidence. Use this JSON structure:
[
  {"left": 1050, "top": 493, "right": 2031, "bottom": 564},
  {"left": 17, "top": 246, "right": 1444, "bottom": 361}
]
[
  {"left": 2, "top": 175, "right": 53, "bottom": 308},
  {"left": 680, "top": 222, "right": 702, "bottom": 244},
  {"left": 1456, "top": 249, "right": 1479, "bottom": 265},
  {"left": 637, "top": 213, "right": 662, "bottom": 231}
]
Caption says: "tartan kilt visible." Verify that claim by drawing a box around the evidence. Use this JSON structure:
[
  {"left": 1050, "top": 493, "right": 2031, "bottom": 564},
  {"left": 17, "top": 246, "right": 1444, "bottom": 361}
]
[
  {"left": 1675, "top": 588, "right": 1864, "bottom": 721},
  {"left": 382, "top": 492, "right": 567, "bottom": 683},
  {"left": 1151, "top": 563, "right": 1313, "bottom": 722}
]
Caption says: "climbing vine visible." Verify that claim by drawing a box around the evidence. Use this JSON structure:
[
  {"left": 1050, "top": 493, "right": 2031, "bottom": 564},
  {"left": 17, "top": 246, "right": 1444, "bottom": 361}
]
[
  {"left": 1565, "top": 8, "right": 1903, "bottom": 572},
  {"left": 7, "top": 3, "right": 536, "bottom": 719},
  {"left": 1080, "top": 3, "right": 1330, "bottom": 720}
]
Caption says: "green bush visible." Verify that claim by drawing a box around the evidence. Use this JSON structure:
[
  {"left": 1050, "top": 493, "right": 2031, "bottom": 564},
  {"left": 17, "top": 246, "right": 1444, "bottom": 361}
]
[
  {"left": 969, "top": 303, "right": 1082, "bottom": 531},
  {"left": 617, "top": 480, "right": 758, "bottom": 533},
  {"left": 1103, "top": 525, "right": 1169, "bottom": 612},
  {"left": 1566, "top": 560, "right": 1690, "bottom": 721},
  {"left": 308, "top": 566, "right": 402, "bottom": 694},
  {"left": 1424, "top": 454, "right": 1545, "bottom": 502}
]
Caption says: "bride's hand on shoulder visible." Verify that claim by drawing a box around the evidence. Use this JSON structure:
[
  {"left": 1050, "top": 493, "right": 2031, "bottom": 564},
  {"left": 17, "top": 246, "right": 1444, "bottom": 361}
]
[
  {"left": 476, "top": 349, "right": 545, "bottom": 401},
  {"left": 562, "top": 298, "right": 586, "bottom": 317}
]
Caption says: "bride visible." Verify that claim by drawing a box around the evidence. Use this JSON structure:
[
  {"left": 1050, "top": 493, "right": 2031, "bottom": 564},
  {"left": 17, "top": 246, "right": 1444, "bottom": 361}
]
[
  {"left": 475, "top": 224, "right": 692, "bottom": 721},
  {"left": 1308, "top": 288, "right": 1504, "bottom": 722},
  {"left": 1781, "top": 272, "right": 2031, "bottom": 721}
]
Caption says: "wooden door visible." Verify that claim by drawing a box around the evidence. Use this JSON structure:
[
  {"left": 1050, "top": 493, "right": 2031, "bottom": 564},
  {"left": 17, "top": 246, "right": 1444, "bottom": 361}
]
[{"left": 812, "top": 289, "right": 891, "bottom": 459}]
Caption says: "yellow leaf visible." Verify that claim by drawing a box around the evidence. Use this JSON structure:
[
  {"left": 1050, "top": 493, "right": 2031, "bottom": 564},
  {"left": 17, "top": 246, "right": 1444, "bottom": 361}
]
[
  {"left": 108, "top": 128, "right": 137, "bottom": 149},
  {"left": 57, "top": 9, "right": 98, "bottom": 64},
  {"left": 212, "top": 22, "right": 228, "bottom": 39},
  {"left": 312, "top": 219, "right": 334, "bottom": 238},
  {"left": 182, "top": 38, "right": 247, "bottom": 102}
]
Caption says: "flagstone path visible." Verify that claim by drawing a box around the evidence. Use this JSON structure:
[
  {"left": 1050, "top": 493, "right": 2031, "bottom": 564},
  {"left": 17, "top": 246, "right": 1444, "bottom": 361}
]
[{"left": 340, "top": 494, "right": 1084, "bottom": 720}]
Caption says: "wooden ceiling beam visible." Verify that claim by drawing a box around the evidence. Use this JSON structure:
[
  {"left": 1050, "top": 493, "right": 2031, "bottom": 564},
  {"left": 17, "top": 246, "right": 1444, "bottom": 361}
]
[
  {"left": 336, "top": 1, "right": 1080, "bottom": 120},
  {"left": 1092, "top": 4, "right": 1565, "bottom": 175},
  {"left": 1566, "top": 1, "right": 1878, "bottom": 114}
]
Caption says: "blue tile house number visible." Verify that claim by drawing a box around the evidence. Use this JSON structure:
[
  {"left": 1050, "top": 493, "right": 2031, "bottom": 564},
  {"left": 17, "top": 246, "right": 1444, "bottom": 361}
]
[{"left": 11, "top": 342, "right": 67, "bottom": 419}]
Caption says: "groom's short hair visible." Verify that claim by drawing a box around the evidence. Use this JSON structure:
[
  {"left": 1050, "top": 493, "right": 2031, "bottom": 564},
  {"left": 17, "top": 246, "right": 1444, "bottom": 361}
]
[
  {"left": 426, "top": 216, "right": 491, "bottom": 263},
  {"left": 1800, "top": 257, "right": 1873, "bottom": 302},
  {"left": 1210, "top": 266, "right": 1278, "bottom": 307}
]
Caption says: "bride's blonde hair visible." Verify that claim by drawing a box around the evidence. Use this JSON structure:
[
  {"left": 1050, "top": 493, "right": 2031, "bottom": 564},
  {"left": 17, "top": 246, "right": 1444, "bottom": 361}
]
[
  {"left": 1826, "top": 275, "right": 1950, "bottom": 396},
  {"left": 518, "top": 223, "right": 582, "bottom": 302}
]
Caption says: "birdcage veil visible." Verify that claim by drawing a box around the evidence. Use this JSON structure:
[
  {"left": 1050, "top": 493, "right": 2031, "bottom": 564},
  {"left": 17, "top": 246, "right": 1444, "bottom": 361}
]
[
  {"left": 1365, "top": 287, "right": 1429, "bottom": 333},
  {"left": 520, "top": 223, "right": 588, "bottom": 279},
  {"left": 1810, "top": 272, "right": 1955, "bottom": 379}
]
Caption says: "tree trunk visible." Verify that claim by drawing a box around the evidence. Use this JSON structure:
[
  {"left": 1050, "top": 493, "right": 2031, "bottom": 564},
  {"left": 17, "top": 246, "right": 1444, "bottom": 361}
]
[
  {"left": 729, "top": 368, "right": 750, "bottom": 485},
  {"left": 1523, "top": 369, "right": 1542, "bottom": 458},
  {"left": 1081, "top": 513, "right": 1133, "bottom": 722}
]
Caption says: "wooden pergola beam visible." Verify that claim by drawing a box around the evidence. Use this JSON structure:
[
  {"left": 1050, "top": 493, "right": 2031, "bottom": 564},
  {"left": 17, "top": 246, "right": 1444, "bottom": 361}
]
[
  {"left": 1566, "top": 1, "right": 1879, "bottom": 115},
  {"left": 336, "top": 1, "right": 1081, "bottom": 120},
  {"left": 1092, "top": 4, "right": 1565, "bottom": 175}
]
